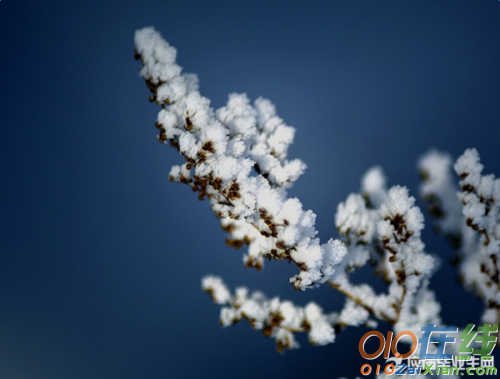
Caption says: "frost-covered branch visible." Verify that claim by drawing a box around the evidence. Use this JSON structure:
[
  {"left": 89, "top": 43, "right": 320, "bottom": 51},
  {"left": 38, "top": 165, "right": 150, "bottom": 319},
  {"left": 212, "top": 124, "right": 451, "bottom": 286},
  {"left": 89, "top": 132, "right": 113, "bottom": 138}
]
[
  {"left": 134, "top": 27, "right": 347, "bottom": 291},
  {"left": 202, "top": 275, "right": 368, "bottom": 352},
  {"left": 134, "top": 26, "right": 440, "bottom": 346},
  {"left": 331, "top": 167, "right": 441, "bottom": 338},
  {"left": 419, "top": 149, "right": 500, "bottom": 329},
  {"left": 134, "top": 28, "right": 499, "bottom": 368}
]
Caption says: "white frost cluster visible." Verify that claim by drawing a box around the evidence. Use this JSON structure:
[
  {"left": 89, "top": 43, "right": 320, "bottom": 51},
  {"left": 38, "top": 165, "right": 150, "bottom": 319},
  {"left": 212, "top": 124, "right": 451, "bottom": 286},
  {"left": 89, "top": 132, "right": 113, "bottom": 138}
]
[
  {"left": 135, "top": 28, "right": 499, "bottom": 364},
  {"left": 420, "top": 148, "right": 500, "bottom": 324},
  {"left": 201, "top": 276, "right": 344, "bottom": 351},
  {"left": 418, "top": 150, "right": 463, "bottom": 235},
  {"left": 201, "top": 275, "right": 232, "bottom": 305},
  {"left": 334, "top": 167, "right": 441, "bottom": 337},
  {"left": 135, "top": 27, "right": 347, "bottom": 290}
]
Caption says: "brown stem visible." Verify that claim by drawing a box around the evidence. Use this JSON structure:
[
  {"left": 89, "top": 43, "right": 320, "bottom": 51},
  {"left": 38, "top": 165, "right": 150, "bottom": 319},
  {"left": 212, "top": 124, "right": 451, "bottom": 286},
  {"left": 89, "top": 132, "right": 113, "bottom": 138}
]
[
  {"left": 214, "top": 187, "right": 234, "bottom": 207},
  {"left": 395, "top": 284, "right": 406, "bottom": 325}
]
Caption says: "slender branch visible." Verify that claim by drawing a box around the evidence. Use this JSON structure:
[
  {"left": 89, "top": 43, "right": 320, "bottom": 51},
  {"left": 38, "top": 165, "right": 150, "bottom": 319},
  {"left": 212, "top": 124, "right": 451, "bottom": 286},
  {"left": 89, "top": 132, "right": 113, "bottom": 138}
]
[{"left": 328, "top": 282, "right": 396, "bottom": 325}]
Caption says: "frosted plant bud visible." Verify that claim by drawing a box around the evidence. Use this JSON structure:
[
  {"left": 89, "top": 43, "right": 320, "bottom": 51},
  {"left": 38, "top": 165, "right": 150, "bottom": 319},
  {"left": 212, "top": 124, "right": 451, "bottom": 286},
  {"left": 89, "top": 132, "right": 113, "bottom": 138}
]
[
  {"left": 283, "top": 159, "right": 307, "bottom": 184},
  {"left": 212, "top": 156, "right": 240, "bottom": 182},
  {"left": 267, "top": 297, "right": 281, "bottom": 314},
  {"left": 256, "top": 186, "right": 282, "bottom": 216},
  {"left": 377, "top": 219, "right": 393, "bottom": 239},
  {"left": 309, "top": 320, "right": 335, "bottom": 345},
  {"left": 254, "top": 97, "right": 277, "bottom": 131},
  {"left": 323, "top": 239, "right": 348, "bottom": 267},
  {"left": 182, "top": 72, "right": 199, "bottom": 92},
  {"left": 183, "top": 92, "right": 213, "bottom": 128},
  {"left": 260, "top": 115, "right": 282, "bottom": 136},
  {"left": 233, "top": 287, "right": 249, "bottom": 308},
  {"left": 289, "top": 272, "right": 313, "bottom": 290},
  {"left": 157, "top": 109, "right": 178, "bottom": 131},
  {"left": 462, "top": 196, "right": 485, "bottom": 227},
  {"left": 268, "top": 124, "right": 295, "bottom": 157},
  {"left": 304, "top": 302, "right": 323, "bottom": 322},
  {"left": 334, "top": 245, "right": 370, "bottom": 275},
  {"left": 220, "top": 307, "right": 240, "bottom": 326},
  {"left": 378, "top": 186, "right": 424, "bottom": 247},
  {"left": 200, "top": 121, "right": 228, "bottom": 154},
  {"left": 478, "top": 174, "right": 495, "bottom": 199},
  {"left": 361, "top": 166, "right": 387, "bottom": 208},
  {"left": 135, "top": 27, "right": 176, "bottom": 63},
  {"left": 168, "top": 76, "right": 189, "bottom": 101},
  {"left": 278, "top": 301, "right": 303, "bottom": 330},
  {"left": 135, "top": 27, "right": 177, "bottom": 64},
  {"left": 278, "top": 198, "right": 303, "bottom": 225},
  {"left": 134, "top": 27, "right": 181, "bottom": 81},
  {"left": 216, "top": 93, "right": 257, "bottom": 140},
  {"left": 178, "top": 133, "right": 200, "bottom": 159},
  {"left": 405, "top": 205, "right": 424, "bottom": 235},
  {"left": 234, "top": 159, "right": 254, "bottom": 181},
  {"left": 381, "top": 186, "right": 413, "bottom": 217},
  {"left": 155, "top": 83, "right": 174, "bottom": 104},
  {"left": 243, "top": 253, "right": 264, "bottom": 271},
  {"left": 304, "top": 302, "right": 335, "bottom": 345},
  {"left": 194, "top": 162, "right": 211, "bottom": 178},
  {"left": 180, "top": 163, "right": 191, "bottom": 181},
  {"left": 249, "top": 142, "right": 268, "bottom": 160},
  {"left": 268, "top": 164, "right": 289, "bottom": 187},
  {"left": 201, "top": 275, "right": 232, "bottom": 305},
  {"left": 280, "top": 226, "right": 300, "bottom": 246},
  {"left": 418, "top": 149, "right": 464, "bottom": 236},
  {"left": 291, "top": 243, "right": 322, "bottom": 268},
  {"left": 255, "top": 154, "right": 277, "bottom": 174},
  {"left": 418, "top": 149, "right": 453, "bottom": 185},
  {"left": 273, "top": 328, "right": 299, "bottom": 352},
  {"left": 454, "top": 148, "right": 483, "bottom": 187},
  {"left": 211, "top": 202, "right": 231, "bottom": 219},
  {"left": 338, "top": 299, "right": 369, "bottom": 326},
  {"left": 168, "top": 165, "right": 181, "bottom": 181},
  {"left": 227, "top": 138, "right": 246, "bottom": 157},
  {"left": 335, "top": 194, "right": 376, "bottom": 244},
  {"left": 239, "top": 300, "right": 267, "bottom": 328},
  {"left": 403, "top": 250, "right": 435, "bottom": 277},
  {"left": 298, "top": 210, "right": 317, "bottom": 237}
]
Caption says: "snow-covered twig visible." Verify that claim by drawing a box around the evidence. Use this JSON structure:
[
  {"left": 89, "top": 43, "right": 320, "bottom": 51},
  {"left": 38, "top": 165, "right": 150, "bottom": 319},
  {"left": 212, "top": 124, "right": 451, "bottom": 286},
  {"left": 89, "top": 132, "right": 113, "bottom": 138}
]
[
  {"left": 134, "top": 27, "right": 347, "bottom": 291},
  {"left": 419, "top": 149, "right": 500, "bottom": 329},
  {"left": 134, "top": 28, "right": 499, "bottom": 361}
]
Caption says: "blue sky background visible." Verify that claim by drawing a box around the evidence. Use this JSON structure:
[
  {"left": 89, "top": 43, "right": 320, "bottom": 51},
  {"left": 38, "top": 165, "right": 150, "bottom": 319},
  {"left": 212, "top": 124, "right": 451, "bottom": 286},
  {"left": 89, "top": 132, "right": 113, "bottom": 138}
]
[{"left": 1, "top": 0, "right": 500, "bottom": 378}]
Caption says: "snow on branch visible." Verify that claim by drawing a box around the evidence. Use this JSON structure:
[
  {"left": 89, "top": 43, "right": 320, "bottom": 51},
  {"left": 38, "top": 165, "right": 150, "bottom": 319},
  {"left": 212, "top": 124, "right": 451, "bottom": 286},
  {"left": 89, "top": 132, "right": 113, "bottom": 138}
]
[
  {"left": 202, "top": 275, "right": 370, "bottom": 352},
  {"left": 332, "top": 167, "right": 441, "bottom": 338},
  {"left": 419, "top": 149, "right": 500, "bottom": 327},
  {"left": 134, "top": 27, "right": 347, "bottom": 291},
  {"left": 134, "top": 28, "right": 500, "bottom": 363}
]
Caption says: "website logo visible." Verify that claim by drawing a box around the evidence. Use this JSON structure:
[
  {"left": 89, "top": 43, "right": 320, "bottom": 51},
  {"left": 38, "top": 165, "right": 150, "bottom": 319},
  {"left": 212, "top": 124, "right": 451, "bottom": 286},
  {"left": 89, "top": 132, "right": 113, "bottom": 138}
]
[{"left": 358, "top": 324, "right": 498, "bottom": 375}]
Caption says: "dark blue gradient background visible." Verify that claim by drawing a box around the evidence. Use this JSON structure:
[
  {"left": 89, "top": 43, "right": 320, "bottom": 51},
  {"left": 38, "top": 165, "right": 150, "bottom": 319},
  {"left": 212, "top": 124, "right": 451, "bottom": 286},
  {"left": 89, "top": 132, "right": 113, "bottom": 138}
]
[{"left": 1, "top": 1, "right": 500, "bottom": 378}]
